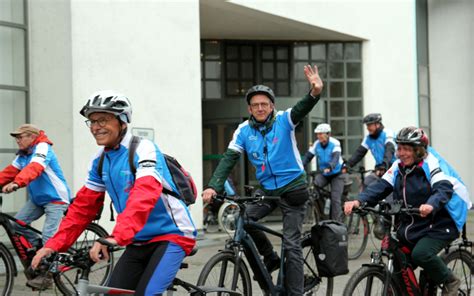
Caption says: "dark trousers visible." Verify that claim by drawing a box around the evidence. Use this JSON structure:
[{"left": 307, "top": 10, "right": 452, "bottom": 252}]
[
  {"left": 400, "top": 236, "right": 453, "bottom": 285},
  {"left": 314, "top": 173, "right": 346, "bottom": 222},
  {"left": 244, "top": 187, "right": 307, "bottom": 296},
  {"left": 108, "top": 241, "right": 185, "bottom": 295}
]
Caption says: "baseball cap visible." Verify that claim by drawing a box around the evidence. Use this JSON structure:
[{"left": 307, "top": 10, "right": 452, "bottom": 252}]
[{"left": 10, "top": 124, "right": 41, "bottom": 137}]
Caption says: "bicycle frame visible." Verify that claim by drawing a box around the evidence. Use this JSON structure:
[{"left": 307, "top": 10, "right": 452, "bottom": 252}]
[
  {"left": 357, "top": 203, "right": 437, "bottom": 296},
  {"left": 0, "top": 198, "right": 43, "bottom": 277},
  {"left": 48, "top": 246, "right": 241, "bottom": 296},
  {"left": 219, "top": 194, "right": 289, "bottom": 295}
]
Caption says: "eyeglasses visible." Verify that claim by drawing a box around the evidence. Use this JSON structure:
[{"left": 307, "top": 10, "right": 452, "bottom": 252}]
[
  {"left": 14, "top": 134, "right": 30, "bottom": 141},
  {"left": 250, "top": 102, "right": 271, "bottom": 109},
  {"left": 85, "top": 117, "right": 113, "bottom": 128}
]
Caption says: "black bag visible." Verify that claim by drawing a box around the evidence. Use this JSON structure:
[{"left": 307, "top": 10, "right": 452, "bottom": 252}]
[{"left": 311, "top": 220, "right": 349, "bottom": 277}]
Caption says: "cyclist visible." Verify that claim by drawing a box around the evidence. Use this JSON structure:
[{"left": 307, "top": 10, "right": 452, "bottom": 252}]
[
  {"left": 302, "top": 123, "right": 345, "bottom": 221},
  {"left": 202, "top": 65, "right": 323, "bottom": 296},
  {"left": 344, "top": 113, "right": 396, "bottom": 187},
  {"left": 344, "top": 126, "right": 470, "bottom": 296},
  {"left": 32, "top": 90, "right": 197, "bottom": 295},
  {"left": 0, "top": 123, "right": 71, "bottom": 289}
]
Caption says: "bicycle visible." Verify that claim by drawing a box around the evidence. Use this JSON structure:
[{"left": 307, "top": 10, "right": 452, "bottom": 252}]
[
  {"left": 343, "top": 200, "right": 473, "bottom": 296},
  {"left": 41, "top": 238, "right": 241, "bottom": 295},
  {"left": 197, "top": 188, "right": 334, "bottom": 295},
  {"left": 343, "top": 166, "right": 389, "bottom": 260},
  {"left": 0, "top": 195, "right": 113, "bottom": 295}
]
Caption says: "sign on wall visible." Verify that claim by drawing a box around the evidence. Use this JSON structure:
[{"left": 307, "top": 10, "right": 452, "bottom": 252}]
[{"left": 132, "top": 127, "right": 154, "bottom": 141}]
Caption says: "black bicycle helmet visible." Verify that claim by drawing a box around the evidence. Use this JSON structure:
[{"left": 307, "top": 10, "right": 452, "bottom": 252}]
[
  {"left": 395, "top": 126, "right": 429, "bottom": 147},
  {"left": 363, "top": 113, "right": 382, "bottom": 124},
  {"left": 245, "top": 85, "right": 275, "bottom": 105},
  {"left": 80, "top": 90, "right": 132, "bottom": 123}
]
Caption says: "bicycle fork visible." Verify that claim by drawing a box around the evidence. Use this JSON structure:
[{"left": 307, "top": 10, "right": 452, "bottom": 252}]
[
  {"left": 383, "top": 256, "right": 394, "bottom": 296},
  {"left": 231, "top": 247, "right": 244, "bottom": 291}
]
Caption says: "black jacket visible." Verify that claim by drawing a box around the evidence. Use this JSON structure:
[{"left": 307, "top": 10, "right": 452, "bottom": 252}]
[{"left": 359, "top": 162, "right": 458, "bottom": 246}]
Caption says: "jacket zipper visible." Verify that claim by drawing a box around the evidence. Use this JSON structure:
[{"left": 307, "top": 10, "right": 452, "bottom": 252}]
[
  {"left": 106, "top": 153, "right": 123, "bottom": 212},
  {"left": 402, "top": 167, "right": 415, "bottom": 244}
]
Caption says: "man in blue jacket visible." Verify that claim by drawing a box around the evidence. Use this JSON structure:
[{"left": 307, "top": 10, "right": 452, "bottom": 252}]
[
  {"left": 202, "top": 65, "right": 323, "bottom": 295},
  {"left": 302, "top": 123, "right": 345, "bottom": 221},
  {"left": 33, "top": 91, "right": 196, "bottom": 295},
  {"left": 345, "top": 113, "right": 396, "bottom": 187}
]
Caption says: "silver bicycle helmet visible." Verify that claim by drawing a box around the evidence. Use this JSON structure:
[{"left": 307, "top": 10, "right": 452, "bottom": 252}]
[
  {"left": 80, "top": 90, "right": 132, "bottom": 123},
  {"left": 395, "top": 126, "right": 429, "bottom": 147}
]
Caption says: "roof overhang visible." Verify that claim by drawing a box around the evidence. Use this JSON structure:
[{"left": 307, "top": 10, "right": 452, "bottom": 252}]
[{"left": 200, "top": 0, "right": 362, "bottom": 41}]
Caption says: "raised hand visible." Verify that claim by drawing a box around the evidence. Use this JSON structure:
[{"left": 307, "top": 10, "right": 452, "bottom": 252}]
[{"left": 304, "top": 65, "right": 323, "bottom": 97}]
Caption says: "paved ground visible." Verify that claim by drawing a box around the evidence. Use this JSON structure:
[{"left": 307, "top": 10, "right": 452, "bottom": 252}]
[{"left": 8, "top": 212, "right": 474, "bottom": 295}]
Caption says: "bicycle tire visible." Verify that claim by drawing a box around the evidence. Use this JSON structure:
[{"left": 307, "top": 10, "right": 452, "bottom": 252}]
[
  {"left": 0, "top": 243, "right": 15, "bottom": 296},
  {"left": 344, "top": 212, "right": 369, "bottom": 260},
  {"left": 197, "top": 251, "right": 252, "bottom": 296},
  {"left": 342, "top": 266, "right": 402, "bottom": 296},
  {"left": 441, "top": 248, "right": 473, "bottom": 295},
  {"left": 301, "top": 236, "right": 333, "bottom": 295},
  {"left": 54, "top": 222, "right": 114, "bottom": 295},
  {"left": 217, "top": 202, "right": 239, "bottom": 235}
]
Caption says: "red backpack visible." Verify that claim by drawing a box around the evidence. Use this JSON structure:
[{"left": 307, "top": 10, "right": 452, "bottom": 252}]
[{"left": 98, "top": 136, "right": 197, "bottom": 206}]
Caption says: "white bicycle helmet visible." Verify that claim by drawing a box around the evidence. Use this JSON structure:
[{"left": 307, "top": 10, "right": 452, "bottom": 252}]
[
  {"left": 80, "top": 90, "right": 132, "bottom": 123},
  {"left": 314, "top": 123, "right": 331, "bottom": 134}
]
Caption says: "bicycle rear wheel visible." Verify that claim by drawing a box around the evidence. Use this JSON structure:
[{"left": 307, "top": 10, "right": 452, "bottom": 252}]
[
  {"left": 343, "top": 266, "right": 402, "bottom": 296},
  {"left": 0, "top": 243, "right": 15, "bottom": 296},
  {"left": 197, "top": 251, "right": 252, "bottom": 296},
  {"left": 54, "top": 222, "right": 114, "bottom": 295},
  {"left": 344, "top": 212, "right": 369, "bottom": 260},
  {"left": 442, "top": 248, "right": 472, "bottom": 295},
  {"left": 301, "top": 235, "right": 333, "bottom": 295}
]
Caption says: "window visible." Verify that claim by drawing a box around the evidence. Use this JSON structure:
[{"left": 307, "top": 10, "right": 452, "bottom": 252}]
[
  {"left": 201, "top": 41, "right": 222, "bottom": 99},
  {"left": 0, "top": 0, "right": 28, "bottom": 212},
  {"left": 225, "top": 44, "right": 255, "bottom": 96},
  {"left": 292, "top": 42, "right": 363, "bottom": 159},
  {"left": 261, "top": 45, "right": 290, "bottom": 96}
]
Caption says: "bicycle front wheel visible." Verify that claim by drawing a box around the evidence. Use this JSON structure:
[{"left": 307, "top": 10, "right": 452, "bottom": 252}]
[
  {"left": 301, "top": 235, "right": 333, "bottom": 295},
  {"left": 0, "top": 243, "right": 15, "bottom": 296},
  {"left": 343, "top": 266, "right": 402, "bottom": 296},
  {"left": 442, "top": 248, "right": 473, "bottom": 295},
  {"left": 54, "top": 222, "right": 114, "bottom": 295},
  {"left": 344, "top": 212, "right": 369, "bottom": 260},
  {"left": 197, "top": 251, "right": 252, "bottom": 296}
]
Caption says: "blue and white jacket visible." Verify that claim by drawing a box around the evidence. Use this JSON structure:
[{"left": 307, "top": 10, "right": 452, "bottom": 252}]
[
  {"left": 11, "top": 140, "right": 71, "bottom": 206},
  {"left": 228, "top": 109, "right": 304, "bottom": 190},
  {"left": 361, "top": 128, "right": 396, "bottom": 166},
  {"left": 85, "top": 132, "right": 197, "bottom": 249},
  {"left": 306, "top": 137, "right": 343, "bottom": 176}
]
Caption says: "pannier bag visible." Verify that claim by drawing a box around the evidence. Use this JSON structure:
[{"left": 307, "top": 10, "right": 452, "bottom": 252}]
[{"left": 311, "top": 220, "right": 349, "bottom": 277}]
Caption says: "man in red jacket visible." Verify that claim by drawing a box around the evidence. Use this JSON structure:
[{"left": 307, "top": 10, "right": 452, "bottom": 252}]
[{"left": 0, "top": 123, "right": 71, "bottom": 289}]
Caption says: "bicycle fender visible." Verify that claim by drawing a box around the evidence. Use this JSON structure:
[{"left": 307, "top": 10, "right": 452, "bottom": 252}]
[{"left": 361, "top": 263, "right": 385, "bottom": 269}]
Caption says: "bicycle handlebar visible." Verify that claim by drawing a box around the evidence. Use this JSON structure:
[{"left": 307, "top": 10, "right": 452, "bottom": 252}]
[
  {"left": 40, "top": 244, "right": 123, "bottom": 273},
  {"left": 214, "top": 193, "right": 280, "bottom": 204},
  {"left": 354, "top": 201, "right": 420, "bottom": 216}
]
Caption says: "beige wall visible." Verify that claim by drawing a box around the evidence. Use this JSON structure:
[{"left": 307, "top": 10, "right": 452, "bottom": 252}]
[
  {"left": 428, "top": 0, "right": 474, "bottom": 198},
  {"left": 28, "top": 0, "right": 203, "bottom": 230}
]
